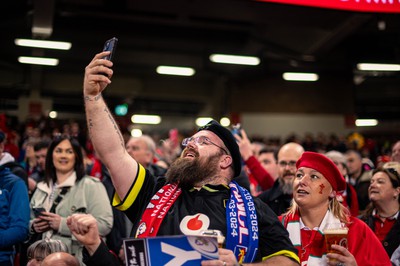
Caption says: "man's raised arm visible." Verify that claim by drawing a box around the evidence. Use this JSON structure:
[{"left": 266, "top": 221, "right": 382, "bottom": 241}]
[{"left": 83, "top": 51, "right": 137, "bottom": 199}]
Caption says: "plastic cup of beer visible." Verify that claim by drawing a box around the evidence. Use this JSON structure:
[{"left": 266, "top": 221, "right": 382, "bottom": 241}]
[{"left": 323, "top": 223, "right": 348, "bottom": 263}]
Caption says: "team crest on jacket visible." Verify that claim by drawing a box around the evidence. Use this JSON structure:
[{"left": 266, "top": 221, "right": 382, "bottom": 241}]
[
  {"left": 180, "top": 213, "right": 210, "bottom": 235},
  {"left": 136, "top": 222, "right": 147, "bottom": 236}
]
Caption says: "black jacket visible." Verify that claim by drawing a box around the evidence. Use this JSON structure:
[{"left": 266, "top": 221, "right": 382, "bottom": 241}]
[
  {"left": 83, "top": 241, "right": 120, "bottom": 266},
  {"left": 359, "top": 212, "right": 400, "bottom": 258},
  {"left": 258, "top": 179, "right": 293, "bottom": 216}
]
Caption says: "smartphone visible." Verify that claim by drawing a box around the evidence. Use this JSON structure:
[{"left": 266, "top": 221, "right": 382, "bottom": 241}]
[
  {"left": 102, "top": 37, "right": 118, "bottom": 62},
  {"left": 231, "top": 123, "right": 242, "bottom": 138},
  {"left": 33, "top": 207, "right": 46, "bottom": 218}
]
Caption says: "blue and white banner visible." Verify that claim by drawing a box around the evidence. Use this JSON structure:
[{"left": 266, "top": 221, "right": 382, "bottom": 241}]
[{"left": 123, "top": 235, "right": 219, "bottom": 266}]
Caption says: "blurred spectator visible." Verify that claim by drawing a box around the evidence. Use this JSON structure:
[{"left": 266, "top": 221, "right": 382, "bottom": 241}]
[
  {"left": 391, "top": 141, "right": 400, "bottom": 163},
  {"left": 62, "top": 124, "right": 71, "bottom": 136},
  {"left": 258, "top": 142, "right": 304, "bottom": 215},
  {"left": 251, "top": 141, "right": 267, "bottom": 159},
  {"left": 258, "top": 148, "right": 279, "bottom": 181},
  {"left": 154, "top": 129, "right": 181, "bottom": 168},
  {"left": 126, "top": 135, "right": 167, "bottom": 177},
  {"left": 81, "top": 147, "right": 102, "bottom": 180},
  {"left": 3, "top": 131, "right": 20, "bottom": 160},
  {"left": 0, "top": 131, "right": 28, "bottom": 188},
  {"left": 302, "top": 132, "right": 317, "bottom": 152},
  {"left": 376, "top": 155, "right": 391, "bottom": 169},
  {"left": 326, "top": 133, "right": 347, "bottom": 153},
  {"left": 20, "top": 140, "right": 38, "bottom": 177},
  {"left": 346, "top": 149, "right": 373, "bottom": 211},
  {"left": 26, "top": 239, "right": 68, "bottom": 266},
  {"left": 28, "top": 140, "right": 51, "bottom": 195},
  {"left": 234, "top": 128, "right": 276, "bottom": 196},
  {"left": 315, "top": 132, "right": 328, "bottom": 152},
  {"left": 325, "top": 150, "right": 359, "bottom": 216},
  {"left": 70, "top": 122, "right": 86, "bottom": 148},
  {"left": 285, "top": 133, "right": 300, "bottom": 144},
  {"left": 23, "top": 127, "right": 42, "bottom": 151}
]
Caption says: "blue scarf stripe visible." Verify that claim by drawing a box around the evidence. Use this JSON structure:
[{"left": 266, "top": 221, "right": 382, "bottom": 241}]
[{"left": 226, "top": 181, "right": 259, "bottom": 263}]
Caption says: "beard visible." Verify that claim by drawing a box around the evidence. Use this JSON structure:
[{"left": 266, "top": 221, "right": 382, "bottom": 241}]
[
  {"left": 279, "top": 175, "right": 294, "bottom": 195},
  {"left": 166, "top": 149, "right": 221, "bottom": 189}
]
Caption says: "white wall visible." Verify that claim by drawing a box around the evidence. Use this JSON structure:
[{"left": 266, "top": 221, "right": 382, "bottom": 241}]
[{"left": 241, "top": 113, "right": 353, "bottom": 140}]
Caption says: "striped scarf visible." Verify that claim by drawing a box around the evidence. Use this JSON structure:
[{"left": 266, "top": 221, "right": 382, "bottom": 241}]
[{"left": 281, "top": 210, "right": 341, "bottom": 266}]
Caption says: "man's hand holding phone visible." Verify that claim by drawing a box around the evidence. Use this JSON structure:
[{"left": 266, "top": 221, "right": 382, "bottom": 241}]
[
  {"left": 102, "top": 37, "right": 118, "bottom": 62},
  {"left": 83, "top": 37, "right": 119, "bottom": 99},
  {"left": 99, "top": 37, "right": 118, "bottom": 77}
]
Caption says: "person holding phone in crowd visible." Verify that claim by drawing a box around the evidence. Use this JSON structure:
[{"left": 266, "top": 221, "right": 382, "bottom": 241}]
[
  {"left": 234, "top": 128, "right": 277, "bottom": 196},
  {"left": 29, "top": 135, "right": 113, "bottom": 264},
  {"left": 82, "top": 50, "right": 300, "bottom": 265},
  {"left": 279, "top": 151, "right": 391, "bottom": 265}
]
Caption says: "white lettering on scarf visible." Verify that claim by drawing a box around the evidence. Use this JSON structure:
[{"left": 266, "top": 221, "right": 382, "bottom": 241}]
[{"left": 232, "top": 186, "right": 249, "bottom": 244}]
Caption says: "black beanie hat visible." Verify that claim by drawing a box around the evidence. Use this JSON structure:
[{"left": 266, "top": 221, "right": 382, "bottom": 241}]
[{"left": 198, "top": 120, "right": 241, "bottom": 177}]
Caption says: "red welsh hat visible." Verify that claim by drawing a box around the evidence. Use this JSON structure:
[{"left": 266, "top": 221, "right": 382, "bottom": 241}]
[{"left": 296, "top": 151, "right": 346, "bottom": 192}]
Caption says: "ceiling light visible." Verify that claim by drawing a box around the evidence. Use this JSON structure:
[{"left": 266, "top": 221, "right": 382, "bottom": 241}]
[
  {"left": 196, "top": 117, "right": 214, "bottom": 127},
  {"left": 355, "top": 119, "right": 378, "bottom": 127},
  {"left": 357, "top": 63, "right": 400, "bottom": 71},
  {"left": 209, "top": 54, "right": 260, "bottom": 65},
  {"left": 130, "top": 129, "right": 143, "bottom": 137},
  {"left": 48, "top": 111, "right": 57, "bottom": 119},
  {"left": 131, "top": 114, "right": 161, "bottom": 124},
  {"left": 156, "top": 66, "right": 195, "bottom": 76},
  {"left": 220, "top": 117, "right": 231, "bottom": 127},
  {"left": 282, "top": 72, "right": 319, "bottom": 81},
  {"left": 18, "top": 56, "right": 59, "bottom": 66},
  {"left": 15, "top": 38, "right": 72, "bottom": 50}
]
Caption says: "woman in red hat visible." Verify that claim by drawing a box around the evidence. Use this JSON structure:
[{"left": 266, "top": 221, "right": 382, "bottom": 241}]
[{"left": 279, "top": 151, "right": 391, "bottom": 266}]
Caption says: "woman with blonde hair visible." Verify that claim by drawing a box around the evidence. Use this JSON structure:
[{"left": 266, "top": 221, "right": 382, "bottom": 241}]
[{"left": 280, "top": 151, "right": 390, "bottom": 266}]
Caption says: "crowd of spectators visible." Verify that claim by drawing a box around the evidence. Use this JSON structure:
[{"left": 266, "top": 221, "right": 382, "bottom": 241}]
[{"left": 0, "top": 111, "right": 399, "bottom": 265}]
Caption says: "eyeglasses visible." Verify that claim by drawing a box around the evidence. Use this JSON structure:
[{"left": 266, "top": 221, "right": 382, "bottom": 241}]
[
  {"left": 278, "top": 160, "right": 297, "bottom": 168},
  {"left": 182, "top": 136, "right": 228, "bottom": 155}
]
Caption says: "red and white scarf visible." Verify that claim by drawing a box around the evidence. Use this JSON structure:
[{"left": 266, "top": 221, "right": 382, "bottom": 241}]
[
  {"left": 135, "top": 182, "right": 258, "bottom": 263},
  {"left": 281, "top": 210, "right": 341, "bottom": 266},
  {"left": 136, "top": 183, "right": 181, "bottom": 237}
]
